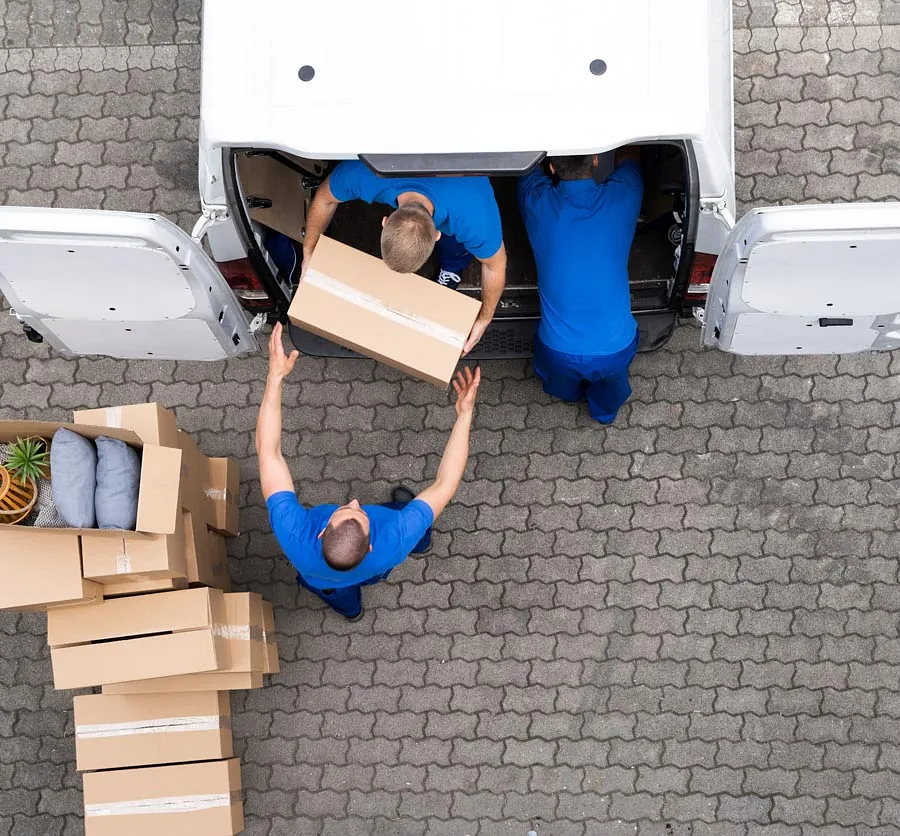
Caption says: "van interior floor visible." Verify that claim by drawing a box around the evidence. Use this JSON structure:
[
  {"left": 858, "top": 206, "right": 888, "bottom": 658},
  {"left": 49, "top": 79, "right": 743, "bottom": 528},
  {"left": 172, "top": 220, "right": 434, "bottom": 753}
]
[{"left": 320, "top": 144, "right": 685, "bottom": 313}]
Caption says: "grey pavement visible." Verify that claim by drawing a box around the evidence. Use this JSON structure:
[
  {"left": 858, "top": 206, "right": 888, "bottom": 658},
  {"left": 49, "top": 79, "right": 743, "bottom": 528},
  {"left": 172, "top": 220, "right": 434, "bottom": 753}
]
[{"left": 2, "top": 1, "right": 900, "bottom": 834}]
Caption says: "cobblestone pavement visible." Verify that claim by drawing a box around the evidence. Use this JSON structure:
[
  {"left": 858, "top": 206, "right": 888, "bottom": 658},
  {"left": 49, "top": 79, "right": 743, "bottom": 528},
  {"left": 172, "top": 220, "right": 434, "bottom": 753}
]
[{"left": 2, "top": 1, "right": 900, "bottom": 834}]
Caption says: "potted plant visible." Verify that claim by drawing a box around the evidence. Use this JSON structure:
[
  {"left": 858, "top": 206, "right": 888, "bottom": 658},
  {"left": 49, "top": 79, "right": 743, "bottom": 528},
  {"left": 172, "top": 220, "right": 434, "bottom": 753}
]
[{"left": 0, "top": 437, "right": 49, "bottom": 525}]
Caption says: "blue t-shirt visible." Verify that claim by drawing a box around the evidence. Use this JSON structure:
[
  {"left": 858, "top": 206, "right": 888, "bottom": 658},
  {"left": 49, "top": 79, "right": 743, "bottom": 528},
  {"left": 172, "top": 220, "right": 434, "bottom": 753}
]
[
  {"left": 518, "top": 160, "right": 644, "bottom": 355},
  {"left": 266, "top": 491, "right": 434, "bottom": 589},
  {"left": 328, "top": 160, "right": 503, "bottom": 261}
]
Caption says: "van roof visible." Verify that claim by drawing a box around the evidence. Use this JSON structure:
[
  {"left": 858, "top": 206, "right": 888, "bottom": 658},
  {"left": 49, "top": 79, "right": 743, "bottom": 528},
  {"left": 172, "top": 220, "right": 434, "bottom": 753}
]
[{"left": 200, "top": 0, "right": 711, "bottom": 159}]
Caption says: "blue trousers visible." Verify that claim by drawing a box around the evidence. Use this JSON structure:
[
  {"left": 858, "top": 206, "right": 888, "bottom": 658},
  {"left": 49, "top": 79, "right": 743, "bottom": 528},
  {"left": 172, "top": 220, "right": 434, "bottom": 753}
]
[
  {"left": 435, "top": 232, "right": 472, "bottom": 275},
  {"left": 533, "top": 330, "right": 639, "bottom": 424},
  {"left": 296, "top": 501, "right": 432, "bottom": 619}
]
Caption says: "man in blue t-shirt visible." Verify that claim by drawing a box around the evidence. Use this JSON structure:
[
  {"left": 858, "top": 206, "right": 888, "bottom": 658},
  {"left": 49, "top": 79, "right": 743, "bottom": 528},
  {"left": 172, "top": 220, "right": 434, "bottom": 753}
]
[
  {"left": 256, "top": 323, "right": 481, "bottom": 621},
  {"left": 519, "top": 148, "right": 644, "bottom": 424},
  {"left": 302, "top": 160, "right": 507, "bottom": 354}
]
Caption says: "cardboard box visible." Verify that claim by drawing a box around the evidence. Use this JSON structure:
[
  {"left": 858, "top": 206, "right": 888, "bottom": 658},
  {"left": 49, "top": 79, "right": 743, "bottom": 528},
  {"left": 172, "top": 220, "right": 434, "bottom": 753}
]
[
  {"left": 47, "top": 587, "right": 228, "bottom": 690},
  {"left": 177, "top": 431, "right": 240, "bottom": 537},
  {"left": 75, "top": 404, "right": 180, "bottom": 449},
  {"left": 74, "top": 691, "right": 232, "bottom": 772},
  {"left": 0, "top": 530, "right": 101, "bottom": 612},
  {"left": 184, "top": 511, "right": 232, "bottom": 591},
  {"left": 261, "top": 600, "right": 280, "bottom": 675},
  {"left": 103, "top": 593, "right": 265, "bottom": 694},
  {"left": 83, "top": 758, "right": 243, "bottom": 836},
  {"left": 288, "top": 236, "right": 482, "bottom": 387},
  {"left": 76, "top": 405, "right": 240, "bottom": 536},
  {"left": 0, "top": 421, "right": 183, "bottom": 540},
  {"left": 102, "top": 576, "right": 188, "bottom": 598},
  {"left": 82, "top": 514, "right": 187, "bottom": 584}
]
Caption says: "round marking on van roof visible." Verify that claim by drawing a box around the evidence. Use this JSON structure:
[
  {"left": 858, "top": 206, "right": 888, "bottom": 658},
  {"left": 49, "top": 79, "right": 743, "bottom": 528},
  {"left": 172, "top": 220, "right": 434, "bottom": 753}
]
[
  {"left": 589, "top": 59, "right": 607, "bottom": 76},
  {"left": 298, "top": 65, "right": 315, "bottom": 82}
]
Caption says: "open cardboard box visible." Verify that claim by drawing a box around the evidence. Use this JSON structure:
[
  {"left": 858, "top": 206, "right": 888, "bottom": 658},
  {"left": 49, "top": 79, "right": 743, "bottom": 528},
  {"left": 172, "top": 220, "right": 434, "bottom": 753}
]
[
  {"left": 48, "top": 587, "right": 229, "bottom": 690},
  {"left": 83, "top": 758, "right": 243, "bottom": 836},
  {"left": 104, "top": 592, "right": 265, "bottom": 694},
  {"left": 75, "top": 405, "right": 241, "bottom": 538},
  {"left": 74, "top": 691, "right": 233, "bottom": 772},
  {"left": 261, "top": 600, "right": 280, "bottom": 675},
  {"left": 288, "top": 236, "right": 481, "bottom": 388},
  {"left": 0, "top": 420, "right": 183, "bottom": 611}
]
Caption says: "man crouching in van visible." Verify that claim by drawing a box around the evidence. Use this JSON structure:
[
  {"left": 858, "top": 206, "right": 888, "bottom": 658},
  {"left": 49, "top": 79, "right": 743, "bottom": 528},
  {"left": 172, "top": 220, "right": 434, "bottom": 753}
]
[{"left": 519, "top": 148, "right": 644, "bottom": 424}]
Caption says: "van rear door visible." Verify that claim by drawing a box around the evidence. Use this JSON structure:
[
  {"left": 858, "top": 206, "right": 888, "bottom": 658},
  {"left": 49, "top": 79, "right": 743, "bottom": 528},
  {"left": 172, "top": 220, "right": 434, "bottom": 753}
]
[
  {"left": 0, "top": 207, "right": 256, "bottom": 361},
  {"left": 702, "top": 203, "right": 900, "bottom": 355}
]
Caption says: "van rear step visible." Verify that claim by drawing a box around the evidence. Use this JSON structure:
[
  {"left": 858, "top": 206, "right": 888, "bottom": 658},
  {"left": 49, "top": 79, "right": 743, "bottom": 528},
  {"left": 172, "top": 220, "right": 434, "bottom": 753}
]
[{"left": 287, "top": 311, "right": 676, "bottom": 362}]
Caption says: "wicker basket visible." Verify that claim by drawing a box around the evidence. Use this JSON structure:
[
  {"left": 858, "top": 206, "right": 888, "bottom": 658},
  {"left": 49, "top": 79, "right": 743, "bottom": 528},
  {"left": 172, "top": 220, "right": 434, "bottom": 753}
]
[{"left": 0, "top": 465, "right": 38, "bottom": 525}]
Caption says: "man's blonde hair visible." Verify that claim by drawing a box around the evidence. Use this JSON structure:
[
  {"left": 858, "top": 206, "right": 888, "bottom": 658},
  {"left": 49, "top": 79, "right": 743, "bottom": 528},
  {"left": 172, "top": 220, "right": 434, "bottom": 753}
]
[{"left": 380, "top": 204, "right": 436, "bottom": 273}]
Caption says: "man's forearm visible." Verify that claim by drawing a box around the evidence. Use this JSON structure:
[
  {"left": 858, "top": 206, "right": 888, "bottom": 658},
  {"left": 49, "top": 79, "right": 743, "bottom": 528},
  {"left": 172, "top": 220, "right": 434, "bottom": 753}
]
[
  {"left": 434, "top": 412, "right": 473, "bottom": 492},
  {"left": 302, "top": 191, "right": 339, "bottom": 259},
  {"left": 478, "top": 256, "right": 506, "bottom": 322},
  {"left": 256, "top": 376, "right": 285, "bottom": 457}
]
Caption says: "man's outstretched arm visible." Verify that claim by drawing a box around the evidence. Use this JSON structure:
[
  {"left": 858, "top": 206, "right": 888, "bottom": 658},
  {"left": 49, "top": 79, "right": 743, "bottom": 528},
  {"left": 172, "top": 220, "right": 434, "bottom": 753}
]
[
  {"left": 302, "top": 177, "right": 342, "bottom": 266},
  {"left": 256, "top": 322, "right": 300, "bottom": 500},
  {"left": 416, "top": 366, "right": 481, "bottom": 520}
]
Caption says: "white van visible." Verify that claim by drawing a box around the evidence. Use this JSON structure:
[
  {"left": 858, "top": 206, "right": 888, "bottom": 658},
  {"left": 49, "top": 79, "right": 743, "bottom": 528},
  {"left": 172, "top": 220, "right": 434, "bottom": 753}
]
[{"left": 2, "top": 0, "right": 899, "bottom": 363}]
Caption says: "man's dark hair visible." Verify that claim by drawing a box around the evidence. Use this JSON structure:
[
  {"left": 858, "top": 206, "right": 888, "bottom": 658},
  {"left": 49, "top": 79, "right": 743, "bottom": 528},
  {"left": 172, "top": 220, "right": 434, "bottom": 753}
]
[
  {"left": 548, "top": 154, "right": 594, "bottom": 181},
  {"left": 322, "top": 519, "right": 370, "bottom": 571}
]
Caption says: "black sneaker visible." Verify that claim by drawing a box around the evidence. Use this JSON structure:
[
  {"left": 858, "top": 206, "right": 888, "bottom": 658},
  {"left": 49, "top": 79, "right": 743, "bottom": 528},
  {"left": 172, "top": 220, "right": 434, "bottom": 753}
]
[
  {"left": 392, "top": 486, "right": 415, "bottom": 505},
  {"left": 436, "top": 270, "right": 462, "bottom": 291}
]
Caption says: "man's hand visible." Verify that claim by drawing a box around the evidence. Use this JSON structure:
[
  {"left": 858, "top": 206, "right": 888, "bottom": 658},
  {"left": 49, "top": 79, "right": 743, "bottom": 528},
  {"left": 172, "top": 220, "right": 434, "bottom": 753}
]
[
  {"left": 268, "top": 322, "right": 300, "bottom": 382},
  {"left": 453, "top": 366, "right": 481, "bottom": 415},
  {"left": 462, "top": 318, "right": 490, "bottom": 356}
]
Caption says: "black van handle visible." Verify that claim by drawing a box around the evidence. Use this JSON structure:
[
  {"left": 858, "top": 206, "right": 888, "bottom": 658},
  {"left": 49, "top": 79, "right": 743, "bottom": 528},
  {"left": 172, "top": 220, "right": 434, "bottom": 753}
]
[{"left": 819, "top": 317, "right": 853, "bottom": 327}]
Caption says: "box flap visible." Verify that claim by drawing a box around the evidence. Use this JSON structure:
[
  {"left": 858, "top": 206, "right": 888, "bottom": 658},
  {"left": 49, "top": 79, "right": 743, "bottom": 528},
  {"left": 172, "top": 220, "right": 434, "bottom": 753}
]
[
  {"left": 0, "top": 530, "right": 98, "bottom": 610},
  {"left": 74, "top": 404, "right": 180, "bottom": 449},
  {"left": 83, "top": 758, "right": 241, "bottom": 803},
  {"left": 47, "top": 587, "right": 221, "bottom": 647},
  {"left": 135, "top": 445, "right": 183, "bottom": 534}
]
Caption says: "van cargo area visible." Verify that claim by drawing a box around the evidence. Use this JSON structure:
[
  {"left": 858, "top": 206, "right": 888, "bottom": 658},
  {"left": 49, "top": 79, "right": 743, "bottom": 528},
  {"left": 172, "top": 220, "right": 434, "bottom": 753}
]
[{"left": 228, "top": 144, "right": 694, "bottom": 358}]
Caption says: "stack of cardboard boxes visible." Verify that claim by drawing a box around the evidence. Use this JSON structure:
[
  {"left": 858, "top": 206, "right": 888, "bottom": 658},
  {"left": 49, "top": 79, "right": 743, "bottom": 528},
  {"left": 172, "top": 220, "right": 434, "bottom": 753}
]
[{"left": 0, "top": 404, "right": 279, "bottom": 835}]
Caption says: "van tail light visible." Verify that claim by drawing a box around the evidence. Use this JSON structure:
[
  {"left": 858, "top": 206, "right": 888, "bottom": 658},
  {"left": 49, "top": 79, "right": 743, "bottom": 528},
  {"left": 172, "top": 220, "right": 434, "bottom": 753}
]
[
  {"left": 217, "top": 258, "right": 273, "bottom": 310},
  {"left": 685, "top": 252, "right": 717, "bottom": 300}
]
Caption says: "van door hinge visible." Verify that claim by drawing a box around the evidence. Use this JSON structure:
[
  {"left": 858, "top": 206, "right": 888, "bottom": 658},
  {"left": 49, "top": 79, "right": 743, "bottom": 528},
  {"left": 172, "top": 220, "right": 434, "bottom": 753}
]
[{"left": 191, "top": 205, "right": 228, "bottom": 243}]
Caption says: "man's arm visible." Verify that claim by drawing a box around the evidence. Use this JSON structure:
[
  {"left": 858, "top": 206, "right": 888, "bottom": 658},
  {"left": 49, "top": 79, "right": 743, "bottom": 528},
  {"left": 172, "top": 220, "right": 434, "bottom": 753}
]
[
  {"left": 302, "top": 177, "right": 342, "bottom": 266},
  {"left": 256, "top": 323, "right": 300, "bottom": 500},
  {"left": 615, "top": 145, "right": 641, "bottom": 166},
  {"left": 463, "top": 245, "right": 506, "bottom": 355},
  {"left": 416, "top": 366, "right": 480, "bottom": 520}
]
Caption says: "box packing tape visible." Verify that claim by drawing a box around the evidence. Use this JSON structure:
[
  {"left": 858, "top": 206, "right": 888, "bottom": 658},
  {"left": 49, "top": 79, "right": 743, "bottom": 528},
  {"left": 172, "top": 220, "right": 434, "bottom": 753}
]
[
  {"left": 303, "top": 269, "right": 466, "bottom": 349},
  {"left": 76, "top": 714, "right": 230, "bottom": 739},
  {"left": 204, "top": 488, "right": 232, "bottom": 502},
  {"left": 104, "top": 407, "right": 123, "bottom": 429},
  {"left": 115, "top": 555, "right": 132, "bottom": 575},
  {"left": 85, "top": 791, "right": 241, "bottom": 817},
  {"left": 213, "top": 624, "right": 263, "bottom": 642}
]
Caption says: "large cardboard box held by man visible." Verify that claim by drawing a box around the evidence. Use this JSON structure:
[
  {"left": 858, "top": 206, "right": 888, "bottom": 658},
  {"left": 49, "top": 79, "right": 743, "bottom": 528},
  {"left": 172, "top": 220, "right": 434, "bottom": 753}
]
[
  {"left": 47, "top": 587, "right": 229, "bottom": 690},
  {"left": 0, "top": 419, "right": 184, "bottom": 611},
  {"left": 74, "top": 691, "right": 233, "bottom": 772},
  {"left": 82, "top": 758, "right": 243, "bottom": 836},
  {"left": 103, "top": 592, "right": 265, "bottom": 694},
  {"left": 288, "top": 236, "right": 481, "bottom": 387}
]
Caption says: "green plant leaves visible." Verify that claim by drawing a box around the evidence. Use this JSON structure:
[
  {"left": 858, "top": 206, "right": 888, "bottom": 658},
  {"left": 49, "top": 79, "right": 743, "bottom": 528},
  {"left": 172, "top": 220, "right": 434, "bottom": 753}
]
[{"left": 5, "top": 437, "right": 49, "bottom": 485}]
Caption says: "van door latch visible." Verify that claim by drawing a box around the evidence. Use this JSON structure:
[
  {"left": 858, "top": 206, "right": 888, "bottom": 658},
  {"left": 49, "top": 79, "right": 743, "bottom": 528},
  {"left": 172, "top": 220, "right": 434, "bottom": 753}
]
[{"left": 819, "top": 317, "right": 853, "bottom": 327}]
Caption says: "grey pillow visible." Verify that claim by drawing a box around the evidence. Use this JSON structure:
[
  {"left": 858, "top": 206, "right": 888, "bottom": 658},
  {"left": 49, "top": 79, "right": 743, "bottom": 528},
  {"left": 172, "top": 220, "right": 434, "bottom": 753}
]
[
  {"left": 50, "top": 428, "right": 97, "bottom": 529},
  {"left": 95, "top": 437, "right": 141, "bottom": 531}
]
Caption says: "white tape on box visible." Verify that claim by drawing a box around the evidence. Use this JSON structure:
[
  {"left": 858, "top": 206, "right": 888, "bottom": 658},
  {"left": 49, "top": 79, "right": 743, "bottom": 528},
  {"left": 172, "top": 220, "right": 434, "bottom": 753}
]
[
  {"left": 213, "top": 624, "right": 263, "bottom": 642},
  {"left": 85, "top": 792, "right": 238, "bottom": 817},
  {"left": 104, "top": 407, "right": 123, "bottom": 428},
  {"left": 76, "top": 715, "right": 225, "bottom": 739},
  {"left": 115, "top": 554, "right": 132, "bottom": 575},
  {"left": 302, "top": 268, "right": 465, "bottom": 349}
]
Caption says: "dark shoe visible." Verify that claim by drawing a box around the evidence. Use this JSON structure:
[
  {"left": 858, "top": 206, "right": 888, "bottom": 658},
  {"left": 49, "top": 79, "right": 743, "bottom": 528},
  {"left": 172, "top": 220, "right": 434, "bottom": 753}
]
[
  {"left": 344, "top": 609, "right": 365, "bottom": 622},
  {"left": 436, "top": 270, "right": 462, "bottom": 291},
  {"left": 392, "top": 486, "right": 415, "bottom": 505}
]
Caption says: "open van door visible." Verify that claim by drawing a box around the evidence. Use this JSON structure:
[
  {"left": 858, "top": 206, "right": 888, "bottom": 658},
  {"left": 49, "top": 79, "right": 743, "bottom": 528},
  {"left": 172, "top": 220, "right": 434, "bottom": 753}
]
[
  {"left": 702, "top": 203, "right": 900, "bottom": 355},
  {"left": 0, "top": 208, "right": 257, "bottom": 361}
]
